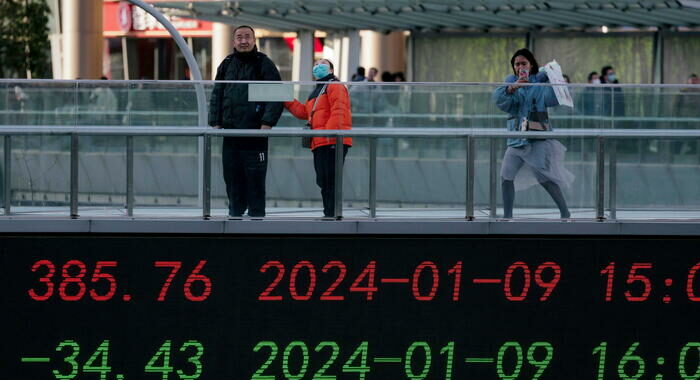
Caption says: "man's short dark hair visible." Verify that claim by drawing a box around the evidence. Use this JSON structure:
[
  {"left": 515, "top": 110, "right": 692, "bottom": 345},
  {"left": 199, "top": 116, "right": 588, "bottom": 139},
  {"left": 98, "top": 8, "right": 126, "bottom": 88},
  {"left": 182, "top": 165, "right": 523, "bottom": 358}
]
[
  {"left": 587, "top": 71, "right": 599, "bottom": 81},
  {"left": 233, "top": 25, "right": 255, "bottom": 35},
  {"left": 357, "top": 67, "right": 365, "bottom": 76},
  {"left": 690, "top": 74, "right": 699, "bottom": 79}
]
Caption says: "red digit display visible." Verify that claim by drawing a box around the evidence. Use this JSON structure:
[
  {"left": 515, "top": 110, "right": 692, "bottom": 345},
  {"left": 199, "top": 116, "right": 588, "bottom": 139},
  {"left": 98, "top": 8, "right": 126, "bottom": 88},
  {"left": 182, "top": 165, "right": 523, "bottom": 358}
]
[
  {"left": 349, "top": 261, "right": 377, "bottom": 300},
  {"left": 504, "top": 262, "right": 531, "bottom": 301},
  {"left": 89, "top": 261, "right": 118, "bottom": 301},
  {"left": 184, "top": 260, "right": 212, "bottom": 302},
  {"left": 534, "top": 262, "right": 561, "bottom": 301},
  {"left": 289, "top": 261, "right": 316, "bottom": 301},
  {"left": 259, "top": 261, "right": 285, "bottom": 301},
  {"left": 687, "top": 262, "right": 700, "bottom": 302},
  {"left": 58, "top": 260, "right": 87, "bottom": 301},
  {"left": 624, "top": 263, "right": 653, "bottom": 302},
  {"left": 155, "top": 261, "right": 182, "bottom": 301},
  {"left": 28, "top": 260, "right": 56, "bottom": 301},
  {"left": 320, "top": 261, "right": 347, "bottom": 301},
  {"left": 412, "top": 261, "right": 439, "bottom": 301}
]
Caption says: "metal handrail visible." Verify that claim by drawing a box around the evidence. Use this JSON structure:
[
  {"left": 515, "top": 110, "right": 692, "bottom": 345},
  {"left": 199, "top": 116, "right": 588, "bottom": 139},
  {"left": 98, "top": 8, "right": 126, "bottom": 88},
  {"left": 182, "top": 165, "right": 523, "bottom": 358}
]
[{"left": 1, "top": 126, "right": 699, "bottom": 220}]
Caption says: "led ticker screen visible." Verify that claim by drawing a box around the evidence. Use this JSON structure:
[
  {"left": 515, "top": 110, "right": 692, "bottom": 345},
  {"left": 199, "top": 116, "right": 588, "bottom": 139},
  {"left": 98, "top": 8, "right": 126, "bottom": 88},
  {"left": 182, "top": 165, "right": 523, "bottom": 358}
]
[{"left": 2, "top": 235, "right": 700, "bottom": 380}]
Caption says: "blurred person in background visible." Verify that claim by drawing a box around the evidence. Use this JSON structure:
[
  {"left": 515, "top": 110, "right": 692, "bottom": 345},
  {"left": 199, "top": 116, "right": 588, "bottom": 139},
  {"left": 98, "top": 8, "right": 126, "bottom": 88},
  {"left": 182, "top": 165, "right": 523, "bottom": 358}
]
[
  {"left": 285, "top": 59, "right": 352, "bottom": 218},
  {"left": 89, "top": 77, "right": 118, "bottom": 125},
  {"left": 367, "top": 67, "right": 378, "bottom": 82},
  {"left": 583, "top": 71, "right": 602, "bottom": 116},
  {"left": 600, "top": 65, "right": 625, "bottom": 118},
  {"left": 351, "top": 67, "right": 366, "bottom": 81},
  {"left": 672, "top": 74, "right": 700, "bottom": 154},
  {"left": 492, "top": 48, "right": 573, "bottom": 219},
  {"left": 209, "top": 25, "right": 283, "bottom": 218}
]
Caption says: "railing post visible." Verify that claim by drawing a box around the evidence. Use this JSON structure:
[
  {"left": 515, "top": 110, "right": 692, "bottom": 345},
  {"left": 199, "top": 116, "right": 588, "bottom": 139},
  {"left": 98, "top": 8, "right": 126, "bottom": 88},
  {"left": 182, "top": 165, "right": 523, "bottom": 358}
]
[
  {"left": 3, "top": 135, "right": 11, "bottom": 215},
  {"left": 465, "top": 135, "right": 475, "bottom": 220},
  {"left": 126, "top": 136, "right": 134, "bottom": 217},
  {"left": 202, "top": 134, "right": 211, "bottom": 219},
  {"left": 70, "top": 133, "right": 79, "bottom": 219},
  {"left": 369, "top": 137, "right": 377, "bottom": 218},
  {"left": 608, "top": 139, "right": 617, "bottom": 220},
  {"left": 334, "top": 136, "right": 344, "bottom": 220},
  {"left": 596, "top": 136, "right": 606, "bottom": 221},
  {"left": 489, "top": 138, "right": 497, "bottom": 218}
]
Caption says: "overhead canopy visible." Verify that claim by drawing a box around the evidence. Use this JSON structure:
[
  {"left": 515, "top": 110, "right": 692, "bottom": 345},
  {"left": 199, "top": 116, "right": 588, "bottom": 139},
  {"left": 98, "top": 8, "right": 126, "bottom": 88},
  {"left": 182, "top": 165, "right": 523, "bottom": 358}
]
[{"left": 152, "top": 0, "right": 700, "bottom": 32}]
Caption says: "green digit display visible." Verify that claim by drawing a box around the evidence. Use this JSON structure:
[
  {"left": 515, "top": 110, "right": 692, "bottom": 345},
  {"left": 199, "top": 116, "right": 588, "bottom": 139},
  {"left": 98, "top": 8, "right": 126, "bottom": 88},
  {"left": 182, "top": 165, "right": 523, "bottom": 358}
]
[
  {"left": 679, "top": 343, "right": 700, "bottom": 380},
  {"left": 527, "top": 342, "right": 553, "bottom": 380},
  {"left": 83, "top": 340, "right": 112, "bottom": 380},
  {"left": 252, "top": 341, "right": 278, "bottom": 380},
  {"left": 145, "top": 341, "right": 174, "bottom": 380},
  {"left": 283, "top": 341, "right": 309, "bottom": 380},
  {"left": 313, "top": 341, "right": 340, "bottom": 380},
  {"left": 439, "top": 342, "right": 455, "bottom": 380},
  {"left": 177, "top": 340, "right": 204, "bottom": 380},
  {"left": 404, "top": 342, "right": 431, "bottom": 380},
  {"left": 592, "top": 342, "right": 608, "bottom": 380},
  {"left": 53, "top": 340, "right": 80, "bottom": 380},
  {"left": 496, "top": 342, "right": 523, "bottom": 380},
  {"left": 342, "top": 342, "right": 370, "bottom": 380},
  {"left": 617, "top": 342, "right": 645, "bottom": 380}
]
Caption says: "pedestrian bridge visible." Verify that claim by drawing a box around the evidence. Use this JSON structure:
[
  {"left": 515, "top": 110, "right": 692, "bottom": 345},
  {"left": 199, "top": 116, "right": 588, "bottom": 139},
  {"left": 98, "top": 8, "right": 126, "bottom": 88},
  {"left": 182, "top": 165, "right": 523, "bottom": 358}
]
[{"left": 1, "top": 79, "right": 699, "bottom": 230}]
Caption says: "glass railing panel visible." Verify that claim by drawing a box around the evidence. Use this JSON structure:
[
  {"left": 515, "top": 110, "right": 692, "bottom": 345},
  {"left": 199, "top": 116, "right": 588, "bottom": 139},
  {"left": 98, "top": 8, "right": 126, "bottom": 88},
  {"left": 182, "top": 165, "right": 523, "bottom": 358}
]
[
  {"left": 77, "top": 135, "right": 127, "bottom": 216},
  {"left": 8, "top": 134, "right": 71, "bottom": 215}
]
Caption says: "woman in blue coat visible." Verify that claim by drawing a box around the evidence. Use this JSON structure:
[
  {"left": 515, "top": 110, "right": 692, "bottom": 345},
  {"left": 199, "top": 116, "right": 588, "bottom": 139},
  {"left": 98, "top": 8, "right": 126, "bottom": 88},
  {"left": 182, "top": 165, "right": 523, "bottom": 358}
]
[{"left": 492, "top": 48, "right": 574, "bottom": 219}]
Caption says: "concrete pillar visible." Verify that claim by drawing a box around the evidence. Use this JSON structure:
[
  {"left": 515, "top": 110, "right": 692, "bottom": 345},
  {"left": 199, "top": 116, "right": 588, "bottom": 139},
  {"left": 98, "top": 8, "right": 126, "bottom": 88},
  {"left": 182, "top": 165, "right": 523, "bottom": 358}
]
[
  {"left": 359, "top": 31, "right": 406, "bottom": 77},
  {"left": 47, "top": 0, "right": 62, "bottom": 79},
  {"left": 62, "top": 0, "right": 103, "bottom": 79},
  {"left": 212, "top": 22, "right": 232, "bottom": 79},
  {"left": 340, "top": 31, "right": 361, "bottom": 82},
  {"left": 292, "top": 31, "right": 314, "bottom": 81}
]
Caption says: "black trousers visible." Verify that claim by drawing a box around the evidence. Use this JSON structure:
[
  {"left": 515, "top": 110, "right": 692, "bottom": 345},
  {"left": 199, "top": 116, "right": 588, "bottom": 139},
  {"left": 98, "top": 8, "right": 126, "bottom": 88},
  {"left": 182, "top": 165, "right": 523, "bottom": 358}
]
[
  {"left": 313, "top": 145, "right": 349, "bottom": 217},
  {"left": 222, "top": 144, "right": 268, "bottom": 217}
]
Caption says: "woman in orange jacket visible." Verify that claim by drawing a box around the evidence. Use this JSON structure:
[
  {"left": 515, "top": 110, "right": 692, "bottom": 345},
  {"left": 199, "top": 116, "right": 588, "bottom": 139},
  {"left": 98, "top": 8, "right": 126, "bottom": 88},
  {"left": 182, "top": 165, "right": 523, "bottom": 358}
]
[{"left": 285, "top": 59, "right": 352, "bottom": 218}]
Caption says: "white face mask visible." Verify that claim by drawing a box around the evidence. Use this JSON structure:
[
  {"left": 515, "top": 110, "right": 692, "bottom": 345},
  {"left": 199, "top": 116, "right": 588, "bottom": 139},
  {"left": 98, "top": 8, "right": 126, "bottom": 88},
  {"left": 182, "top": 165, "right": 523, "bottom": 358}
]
[{"left": 592, "top": 79, "right": 601, "bottom": 84}]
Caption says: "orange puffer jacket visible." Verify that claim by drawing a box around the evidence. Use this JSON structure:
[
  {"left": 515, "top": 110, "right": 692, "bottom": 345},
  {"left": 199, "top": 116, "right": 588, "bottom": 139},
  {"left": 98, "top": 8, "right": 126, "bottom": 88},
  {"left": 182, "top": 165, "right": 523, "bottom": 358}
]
[{"left": 284, "top": 82, "right": 352, "bottom": 150}]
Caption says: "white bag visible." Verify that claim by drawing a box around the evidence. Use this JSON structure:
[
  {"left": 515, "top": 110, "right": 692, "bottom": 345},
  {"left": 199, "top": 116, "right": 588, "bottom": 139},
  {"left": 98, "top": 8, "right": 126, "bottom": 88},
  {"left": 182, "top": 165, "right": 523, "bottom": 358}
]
[{"left": 543, "top": 60, "right": 574, "bottom": 108}]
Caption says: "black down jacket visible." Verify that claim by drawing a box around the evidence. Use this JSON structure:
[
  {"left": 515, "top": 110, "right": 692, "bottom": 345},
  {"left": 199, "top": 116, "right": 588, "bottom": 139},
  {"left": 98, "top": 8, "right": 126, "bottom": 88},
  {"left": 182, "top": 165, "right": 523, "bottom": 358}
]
[{"left": 209, "top": 47, "right": 284, "bottom": 150}]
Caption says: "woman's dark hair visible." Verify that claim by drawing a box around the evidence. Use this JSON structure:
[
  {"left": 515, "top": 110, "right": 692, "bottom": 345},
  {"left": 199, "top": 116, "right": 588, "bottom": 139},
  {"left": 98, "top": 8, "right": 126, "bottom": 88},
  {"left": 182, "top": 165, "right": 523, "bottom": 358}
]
[
  {"left": 587, "top": 71, "right": 599, "bottom": 82},
  {"left": 510, "top": 48, "right": 539, "bottom": 76},
  {"left": 318, "top": 59, "right": 334, "bottom": 70},
  {"left": 381, "top": 71, "right": 394, "bottom": 82},
  {"left": 600, "top": 66, "right": 614, "bottom": 83}
]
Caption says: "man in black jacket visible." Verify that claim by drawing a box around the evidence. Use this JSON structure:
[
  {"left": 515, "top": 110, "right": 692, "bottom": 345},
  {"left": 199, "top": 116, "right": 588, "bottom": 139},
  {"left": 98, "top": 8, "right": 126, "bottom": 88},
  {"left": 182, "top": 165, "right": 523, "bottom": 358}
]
[{"left": 209, "top": 25, "right": 283, "bottom": 217}]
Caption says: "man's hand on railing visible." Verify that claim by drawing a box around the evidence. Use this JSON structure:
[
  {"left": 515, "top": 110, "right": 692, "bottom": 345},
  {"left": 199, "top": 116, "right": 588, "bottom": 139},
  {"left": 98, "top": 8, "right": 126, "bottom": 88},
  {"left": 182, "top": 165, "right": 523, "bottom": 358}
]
[{"left": 213, "top": 125, "right": 222, "bottom": 129}]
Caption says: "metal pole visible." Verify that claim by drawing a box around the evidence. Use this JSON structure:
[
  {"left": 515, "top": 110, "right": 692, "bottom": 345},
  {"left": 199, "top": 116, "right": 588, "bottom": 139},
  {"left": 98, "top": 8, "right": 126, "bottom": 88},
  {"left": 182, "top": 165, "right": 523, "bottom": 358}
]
[
  {"left": 369, "top": 137, "right": 377, "bottom": 218},
  {"left": 202, "top": 134, "right": 211, "bottom": 219},
  {"left": 608, "top": 139, "right": 617, "bottom": 220},
  {"left": 596, "top": 136, "right": 605, "bottom": 221},
  {"left": 489, "top": 138, "right": 497, "bottom": 218},
  {"left": 334, "top": 137, "right": 344, "bottom": 219},
  {"left": 126, "top": 0, "right": 206, "bottom": 125},
  {"left": 70, "top": 133, "right": 79, "bottom": 218},
  {"left": 466, "top": 136, "right": 475, "bottom": 220},
  {"left": 126, "top": 136, "right": 134, "bottom": 217},
  {"left": 3, "top": 135, "right": 11, "bottom": 215},
  {"left": 126, "top": 0, "right": 208, "bottom": 210}
]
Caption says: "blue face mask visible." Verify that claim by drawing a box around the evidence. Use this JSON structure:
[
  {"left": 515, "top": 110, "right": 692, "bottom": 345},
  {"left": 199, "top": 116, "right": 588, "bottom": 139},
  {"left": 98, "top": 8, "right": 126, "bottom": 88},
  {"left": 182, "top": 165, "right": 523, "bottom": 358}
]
[
  {"left": 313, "top": 64, "right": 330, "bottom": 79},
  {"left": 607, "top": 73, "right": 617, "bottom": 82}
]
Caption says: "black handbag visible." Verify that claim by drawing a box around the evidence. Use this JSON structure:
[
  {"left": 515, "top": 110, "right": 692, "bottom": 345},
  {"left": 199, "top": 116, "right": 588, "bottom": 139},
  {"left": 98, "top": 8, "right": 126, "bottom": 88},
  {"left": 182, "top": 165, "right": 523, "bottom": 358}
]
[
  {"left": 523, "top": 98, "right": 550, "bottom": 131},
  {"left": 302, "top": 83, "right": 329, "bottom": 148}
]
